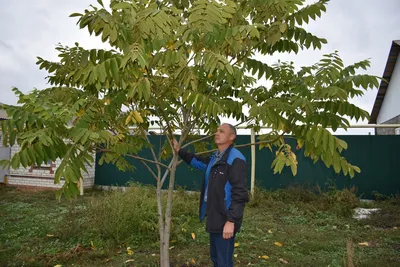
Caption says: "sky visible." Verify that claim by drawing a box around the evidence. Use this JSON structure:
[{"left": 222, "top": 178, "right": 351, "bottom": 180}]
[{"left": 0, "top": 0, "right": 399, "bottom": 134}]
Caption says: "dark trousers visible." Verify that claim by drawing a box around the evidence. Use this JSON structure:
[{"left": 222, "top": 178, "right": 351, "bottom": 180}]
[{"left": 209, "top": 232, "right": 236, "bottom": 267}]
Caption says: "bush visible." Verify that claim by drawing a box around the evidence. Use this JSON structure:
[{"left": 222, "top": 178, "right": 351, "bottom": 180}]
[
  {"left": 320, "top": 187, "right": 360, "bottom": 217},
  {"left": 249, "top": 185, "right": 359, "bottom": 218},
  {"left": 85, "top": 185, "right": 159, "bottom": 244}
]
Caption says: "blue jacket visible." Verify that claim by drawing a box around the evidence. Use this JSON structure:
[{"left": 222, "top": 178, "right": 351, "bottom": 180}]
[{"left": 178, "top": 144, "right": 249, "bottom": 233}]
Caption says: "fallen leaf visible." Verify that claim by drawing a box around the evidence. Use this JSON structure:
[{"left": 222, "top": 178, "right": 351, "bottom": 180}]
[
  {"left": 169, "top": 246, "right": 174, "bottom": 250},
  {"left": 126, "top": 247, "right": 134, "bottom": 256},
  {"left": 125, "top": 259, "right": 135, "bottom": 263},
  {"left": 358, "top": 242, "right": 369, "bottom": 246},
  {"left": 46, "top": 234, "right": 54, "bottom": 237},
  {"left": 394, "top": 227, "right": 398, "bottom": 230},
  {"left": 54, "top": 265, "right": 62, "bottom": 267},
  {"left": 268, "top": 229, "right": 273, "bottom": 234},
  {"left": 234, "top": 242, "right": 240, "bottom": 248},
  {"left": 234, "top": 254, "right": 238, "bottom": 258},
  {"left": 182, "top": 228, "right": 187, "bottom": 232},
  {"left": 171, "top": 240, "right": 177, "bottom": 243},
  {"left": 279, "top": 258, "right": 289, "bottom": 264},
  {"left": 274, "top": 242, "right": 283, "bottom": 247},
  {"left": 151, "top": 254, "right": 156, "bottom": 256},
  {"left": 191, "top": 233, "right": 196, "bottom": 240},
  {"left": 191, "top": 258, "right": 196, "bottom": 264},
  {"left": 258, "top": 255, "right": 269, "bottom": 260},
  {"left": 105, "top": 258, "right": 111, "bottom": 262}
]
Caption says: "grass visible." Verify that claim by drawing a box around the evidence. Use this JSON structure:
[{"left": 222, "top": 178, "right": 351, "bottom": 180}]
[{"left": 0, "top": 184, "right": 399, "bottom": 266}]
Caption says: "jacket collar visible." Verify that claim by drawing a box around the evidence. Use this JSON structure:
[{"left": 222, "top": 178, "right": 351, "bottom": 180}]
[{"left": 214, "top": 144, "right": 234, "bottom": 164}]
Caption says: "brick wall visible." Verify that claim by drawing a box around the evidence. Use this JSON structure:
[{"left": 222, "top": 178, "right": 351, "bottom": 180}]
[
  {"left": 6, "top": 144, "right": 96, "bottom": 189},
  {"left": 376, "top": 115, "right": 400, "bottom": 135},
  {"left": 82, "top": 152, "right": 96, "bottom": 188},
  {"left": 7, "top": 175, "right": 65, "bottom": 188}
]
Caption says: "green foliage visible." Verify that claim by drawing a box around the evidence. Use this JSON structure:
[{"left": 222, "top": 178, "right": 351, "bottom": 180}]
[
  {"left": 1, "top": 186, "right": 400, "bottom": 266},
  {"left": 0, "top": 0, "right": 380, "bottom": 199},
  {"left": 86, "top": 185, "right": 159, "bottom": 244}
]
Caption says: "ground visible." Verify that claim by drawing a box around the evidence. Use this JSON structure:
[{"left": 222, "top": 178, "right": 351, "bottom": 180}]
[{"left": 0, "top": 185, "right": 399, "bottom": 266}]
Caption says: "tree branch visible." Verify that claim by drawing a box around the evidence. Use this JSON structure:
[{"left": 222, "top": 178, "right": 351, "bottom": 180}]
[
  {"left": 142, "top": 129, "right": 161, "bottom": 177},
  {"left": 181, "top": 121, "right": 248, "bottom": 149},
  {"left": 98, "top": 148, "right": 171, "bottom": 170},
  {"left": 194, "top": 138, "right": 283, "bottom": 156},
  {"left": 139, "top": 160, "right": 158, "bottom": 181},
  {"left": 160, "top": 161, "right": 174, "bottom": 187}
]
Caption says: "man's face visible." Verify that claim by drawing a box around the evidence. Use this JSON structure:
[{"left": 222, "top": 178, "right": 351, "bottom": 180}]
[{"left": 214, "top": 124, "right": 235, "bottom": 146}]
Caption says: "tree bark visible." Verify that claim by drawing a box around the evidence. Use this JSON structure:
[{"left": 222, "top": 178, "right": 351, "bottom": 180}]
[
  {"left": 160, "top": 155, "right": 178, "bottom": 267},
  {"left": 157, "top": 178, "right": 166, "bottom": 265}
]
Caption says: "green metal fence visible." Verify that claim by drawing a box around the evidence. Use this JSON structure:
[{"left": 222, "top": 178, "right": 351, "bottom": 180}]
[{"left": 95, "top": 135, "right": 400, "bottom": 199}]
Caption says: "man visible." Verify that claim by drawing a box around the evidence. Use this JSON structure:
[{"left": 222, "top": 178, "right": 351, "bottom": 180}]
[{"left": 173, "top": 123, "right": 249, "bottom": 267}]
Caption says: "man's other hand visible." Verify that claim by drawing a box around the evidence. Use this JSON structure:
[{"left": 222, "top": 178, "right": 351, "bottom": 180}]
[{"left": 223, "top": 221, "right": 234, "bottom": 239}]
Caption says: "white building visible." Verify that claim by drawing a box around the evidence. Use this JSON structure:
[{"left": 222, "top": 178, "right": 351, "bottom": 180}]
[
  {"left": 0, "top": 105, "right": 95, "bottom": 189},
  {"left": 369, "top": 40, "right": 400, "bottom": 135}
]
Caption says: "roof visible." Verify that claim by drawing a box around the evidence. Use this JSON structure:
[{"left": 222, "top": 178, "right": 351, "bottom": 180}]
[{"left": 369, "top": 40, "right": 400, "bottom": 124}]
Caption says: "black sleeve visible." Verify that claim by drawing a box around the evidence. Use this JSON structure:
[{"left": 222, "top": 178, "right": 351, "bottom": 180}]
[
  {"left": 178, "top": 148, "right": 211, "bottom": 166},
  {"left": 227, "top": 158, "right": 249, "bottom": 223}
]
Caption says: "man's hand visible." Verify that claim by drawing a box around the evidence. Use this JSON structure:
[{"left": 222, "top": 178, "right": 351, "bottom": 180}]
[
  {"left": 172, "top": 139, "right": 180, "bottom": 153},
  {"left": 223, "top": 221, "right": 234, "bottom": 239}
]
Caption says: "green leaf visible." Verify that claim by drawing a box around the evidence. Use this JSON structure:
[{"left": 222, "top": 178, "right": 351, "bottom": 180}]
[
  {"left": 90, "top": 50, "right": 97, "bottom": 64},
  {"left": 9, "top": 131, "right": 16, "bottom": 146},
  {"left": 110, "top": 58, "right": 120, "bottom": 81},
  {"left": 333, "top": 153, "right": 341, "bottom": 173},
  {"left": 69, "top": 13, "right": 83, "bottom": 17},
  {"left": 329, "top": 135, "right": 335, "bottom": 154},
  {"left": 337, "top": 138, "right": 348, "bottom": 150},
  {"left": 279, "top": 23, "right": 287, "bottom": 33},
  {"left": 65, "top": 168, "right": 79, "bottom": 183},
  {"left": 290, "top": 162, "right": 297, "bottom": 176},
  {"left": 349, "top": 168, "right": 355, "bottom": 178},
  {"left": 11, "top": 154, "right": 20, "bottom": 169},
  {"left": 353, "top": 166, "right": 361, "bottom": 173},
  {"left": 322, "top": 130, "right": 329, "bottom": 152},
  {"left": 112, "top": 2, "right": 132, "bottom": 10},
  {"left": 27, "top": 147, "right": 36, "bottom": 162},
  {"left": 19, "top": 150, "right": 29, "bottom": 167},
  {"left": 314, "top": 128, "right": 324, "bottom": 145},
  {"left": 110, "top": 28, "right": 118, "bottom": 43}
]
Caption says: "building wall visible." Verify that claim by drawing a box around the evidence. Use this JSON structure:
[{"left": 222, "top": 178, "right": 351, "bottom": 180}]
[
  {"left": 376, "top": 115, "right": 400, "bottom": 135},
  {"left": 6, "top": 144, "right": 96, "bottom": 189},
  {"left": 377, "top": 54, "right": 400, "bottom": 124}
]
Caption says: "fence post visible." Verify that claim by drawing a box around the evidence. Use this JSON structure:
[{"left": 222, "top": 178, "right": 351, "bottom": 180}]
[
  {"left": 80, "top": 177, "right": 84, "bottom": 196},
  {"left": 251, "top": 128, "right": 256, "bottom": 197}
]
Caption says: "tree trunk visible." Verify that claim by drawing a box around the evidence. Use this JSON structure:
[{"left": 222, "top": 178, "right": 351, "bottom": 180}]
[
  {"left": 157, "top": 179, "right": 166, "bottom": 265},
  {"left": 160, "top": 155, "right": 178, "bottom": 267}
]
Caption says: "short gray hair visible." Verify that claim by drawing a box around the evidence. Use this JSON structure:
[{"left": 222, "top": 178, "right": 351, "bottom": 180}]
[{"left": 223, "top": 123, "right": 237, "bottom": 137}]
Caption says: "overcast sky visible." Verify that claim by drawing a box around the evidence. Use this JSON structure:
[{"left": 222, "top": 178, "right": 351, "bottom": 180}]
[{"left": 0, "top": 0, "right": 399, "bottom": 134}]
